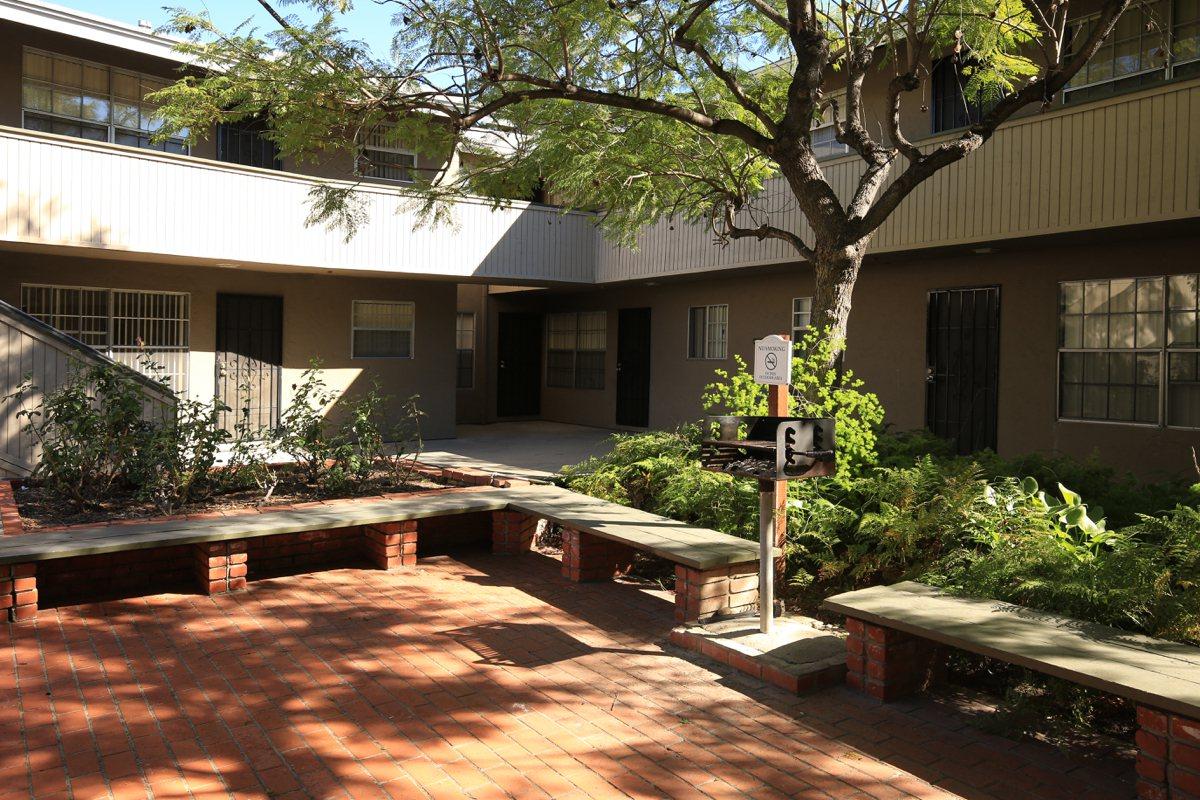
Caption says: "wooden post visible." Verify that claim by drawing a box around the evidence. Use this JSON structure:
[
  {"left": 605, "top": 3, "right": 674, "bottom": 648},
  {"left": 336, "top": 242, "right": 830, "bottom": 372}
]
[{"left": 768, "top": 336, "right": 790, "bottom": 583}]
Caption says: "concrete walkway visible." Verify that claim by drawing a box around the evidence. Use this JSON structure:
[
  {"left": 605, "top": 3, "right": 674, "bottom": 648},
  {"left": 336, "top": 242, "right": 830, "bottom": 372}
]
[{"left": 421, "top": 422, "right": 618, "bottom": 480}]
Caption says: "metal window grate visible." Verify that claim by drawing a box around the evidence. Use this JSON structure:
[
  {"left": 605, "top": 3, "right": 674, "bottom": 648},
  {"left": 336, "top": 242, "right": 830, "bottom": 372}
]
[
  {"left": 456, "top": 312, "right": 475, "bottom": 389},
  {"left": 546, "top": 311, "right": 606, "bottom": 389},
  {"left": 21, "top": 284, "right": 190, "bottom": 394},
  {"left": 352, "top": 300, "right": 415, "bottom": 358}
]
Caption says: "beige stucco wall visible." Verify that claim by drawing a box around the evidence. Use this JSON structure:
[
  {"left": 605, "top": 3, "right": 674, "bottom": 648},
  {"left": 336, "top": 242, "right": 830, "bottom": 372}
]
[
  {"left": 0, "top": 251, "right": 459, "bottom": 440},
  {"left": 489, "top": 231, "right": 1200, "bottom": 478}
]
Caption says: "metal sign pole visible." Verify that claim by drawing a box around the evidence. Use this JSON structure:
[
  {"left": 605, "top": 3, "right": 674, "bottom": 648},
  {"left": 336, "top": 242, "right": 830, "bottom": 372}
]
[{"left": 758, "top": 478, "right": 774, "bottom": 634}]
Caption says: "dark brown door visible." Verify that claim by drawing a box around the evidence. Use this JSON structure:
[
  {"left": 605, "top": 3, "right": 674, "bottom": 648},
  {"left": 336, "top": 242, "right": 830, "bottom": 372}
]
[
  {"left": 616, "top": 307, "right": 651, "bottom": 427},
  {"left": 215, "top": 293, "right": 283, "bottom": 433},
  {"left": 925, "top": 286, "right": 1000, "bottom": 454},
  {"left": 497, "top": 312, "right": 541, "bottom": 417}
]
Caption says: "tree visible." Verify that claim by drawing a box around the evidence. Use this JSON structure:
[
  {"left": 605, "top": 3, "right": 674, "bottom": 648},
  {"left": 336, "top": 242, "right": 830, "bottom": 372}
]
[{"left": 154, "top": 0, "right": 1136, "bottom": 356}]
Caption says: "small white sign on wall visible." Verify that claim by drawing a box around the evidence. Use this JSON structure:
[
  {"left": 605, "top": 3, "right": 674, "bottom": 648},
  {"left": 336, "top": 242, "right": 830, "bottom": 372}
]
[{"left": 753, "top": 335, "right": 792, "bottom": 385}]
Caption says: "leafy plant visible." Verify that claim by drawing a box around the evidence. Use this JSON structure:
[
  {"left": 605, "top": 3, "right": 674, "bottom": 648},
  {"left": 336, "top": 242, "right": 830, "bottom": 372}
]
[
  {"left": 322, "top": 381, "right": 389, "bottom": 495},
  {"left": 136, "top": 396, "right": 231, "bottom": 515},
  {"left": 272, "top": 360, "right": 338, "bottom": 485},
  {"left": 9, "top": 360, "right": 156, "bottom": 509}
]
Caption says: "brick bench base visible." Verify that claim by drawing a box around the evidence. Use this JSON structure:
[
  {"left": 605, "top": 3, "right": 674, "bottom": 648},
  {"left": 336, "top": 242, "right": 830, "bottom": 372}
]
[
  {"left": 844, "top": 617, "right": 943, "bottom": 701},
  {"left": 194, "top": 541, "right": 248, "bottom": 595},
  {"left": 557, "top": 527, "right": 759, "bottom": 624},
  {"left": 1136, "top": 706, "right": 1200, "bottom": 800},
  {"left": 2, "top": 563, "right": 37, "bottom": 622},
  {"left": 491, "top": 511, "right": 540, "bottom": 555},
  {"left": 363, "top": 522, "right": 418, "bottom": 569}
]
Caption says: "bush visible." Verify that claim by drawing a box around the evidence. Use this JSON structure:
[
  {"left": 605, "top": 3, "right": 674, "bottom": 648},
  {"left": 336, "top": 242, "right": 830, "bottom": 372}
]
[
  {"left": 11, "top": 360, "right": 156, "bottom": 509},
  {"left": 136, "top": 395, "right": 232, "bottom": 514},
  {"left": 701, "top": 327, "right": 885, "bottom": 482}
]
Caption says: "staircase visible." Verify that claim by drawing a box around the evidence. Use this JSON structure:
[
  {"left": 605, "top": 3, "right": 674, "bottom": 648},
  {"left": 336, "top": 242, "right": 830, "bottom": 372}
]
[{"left": 0, "top": 299, "right": 176, "bottom": 477}]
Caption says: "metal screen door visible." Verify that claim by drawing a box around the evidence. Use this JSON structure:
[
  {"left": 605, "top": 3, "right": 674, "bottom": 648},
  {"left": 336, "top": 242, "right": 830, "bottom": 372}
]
[
  {"left": 925, "top": 286, "right": 1001, "bottom": 454},
  {"left": 215, "top": 293, "right": 283, "bottom": 433}
]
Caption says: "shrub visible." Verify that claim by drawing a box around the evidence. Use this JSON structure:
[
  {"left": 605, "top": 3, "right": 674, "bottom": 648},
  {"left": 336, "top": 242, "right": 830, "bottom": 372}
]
[
  {"left": 272, "top": 360, "right": 339, "bottom": 485},
  {"left": 11, "top": 360, "right": 155, "bottom": 509},
  {"left": 701, "top": 327, "right": 885, "bottom": 481},
  {"left": 136, "top": 396, "right": 232, "bottom": 515},
  {"left": 322, "top": 381, "right": 389, "bottom": 495}
]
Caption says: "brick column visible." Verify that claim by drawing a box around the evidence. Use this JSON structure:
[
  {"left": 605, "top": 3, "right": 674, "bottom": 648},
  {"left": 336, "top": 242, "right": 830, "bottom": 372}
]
[
  {"left": 1136, "top": 705, "right": 1200, "bottom": 800},
  {"left": 560, "top": 528, "right": 637, "bottom": 582},
  {"left": 674, "top": 563, "right": 758, "bottom": 623},
  {"left": 491, "top": 511, "right": 540, "bottom": 555},
  {"left": 844, "top": 617, "right": 942, "bottom": 701},
  {"left": 363, "top": 521, "right": 418, "bottom": 569},
  {"left": 194, "top": 541, "right": 248, "bottom": 595},
  {"left": 1, "top": 563, "right": 37, "bottom": 622}
]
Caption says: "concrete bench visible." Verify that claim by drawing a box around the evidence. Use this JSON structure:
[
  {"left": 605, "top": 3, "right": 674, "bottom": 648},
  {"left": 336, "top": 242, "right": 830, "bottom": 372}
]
[
  {"left": 823, "top": 581, "right": 1200, "bottom": 800},
  {"left": 0, "top": 485, "right": 767, "bottom": 627}
]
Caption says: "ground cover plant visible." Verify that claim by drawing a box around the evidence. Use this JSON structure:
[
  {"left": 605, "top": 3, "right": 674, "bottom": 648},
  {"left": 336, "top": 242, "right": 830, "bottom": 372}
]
[
  {"left": 8, "top": 358, "right": 430, "bottom": 527},
  {"left": 560, "top": 347, "right": 1200, "bottom": 741}
]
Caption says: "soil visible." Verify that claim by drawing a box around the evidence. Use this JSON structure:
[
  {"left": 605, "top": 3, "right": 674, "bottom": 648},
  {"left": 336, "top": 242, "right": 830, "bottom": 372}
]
[{"left": 13, "top": 466, "right": 452, "bottom": 530}]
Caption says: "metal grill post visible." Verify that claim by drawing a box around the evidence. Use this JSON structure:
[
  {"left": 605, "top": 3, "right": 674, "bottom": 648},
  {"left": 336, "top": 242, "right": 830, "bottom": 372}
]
[{"left": 758, "top": 478, "right": 775, "bottom": 635}]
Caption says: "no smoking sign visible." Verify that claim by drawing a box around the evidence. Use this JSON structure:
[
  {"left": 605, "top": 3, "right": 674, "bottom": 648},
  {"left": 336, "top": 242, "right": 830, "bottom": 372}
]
[{"left": 753, "top": 335, "right": 791, "bottom": 386}]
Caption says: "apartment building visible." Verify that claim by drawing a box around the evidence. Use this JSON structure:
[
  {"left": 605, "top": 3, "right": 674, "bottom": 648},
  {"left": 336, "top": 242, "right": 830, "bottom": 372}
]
[{"left": 1, "top": 0, "right": 1198, "bottom": 478}]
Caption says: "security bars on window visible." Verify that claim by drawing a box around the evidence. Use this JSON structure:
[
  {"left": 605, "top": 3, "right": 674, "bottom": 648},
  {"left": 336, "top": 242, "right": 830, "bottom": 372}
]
[
  {"left": 456, "top": 312, "right": 475, "bottom": 389},
  {"left": 688, "top": 305, "right": 728, "bottom": 360},
  {"left": 1058, "top": 274, "right": 1200, "bottom": 428},
  {"left": 20, "top": 284, "right": 191, "bottom": 394}
]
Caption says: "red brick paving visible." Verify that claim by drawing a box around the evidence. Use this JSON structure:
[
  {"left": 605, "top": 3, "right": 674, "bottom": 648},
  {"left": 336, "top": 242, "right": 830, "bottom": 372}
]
[{"left": 0, "top": 551, "right": 1133, "bottom": 799}]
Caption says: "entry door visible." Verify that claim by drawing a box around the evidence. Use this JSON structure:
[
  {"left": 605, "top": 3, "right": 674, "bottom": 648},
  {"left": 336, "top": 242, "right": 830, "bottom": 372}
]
[
  {"left": 497, "top": 312, "right": 542, "bottom": 417},
  {"left": 925, "top": 286, "right": 1000, "bottom": 454},
  {"left": 215, "top": 293, "right": 283, "bottom": 433},
  {"left": 616, "top": 308, "right": 652, "bottom": 427}
]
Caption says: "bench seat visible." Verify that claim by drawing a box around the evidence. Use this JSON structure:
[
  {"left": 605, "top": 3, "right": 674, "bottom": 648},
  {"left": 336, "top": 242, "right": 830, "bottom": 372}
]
[
  {"left": 823, "top": 581, "right": 1200, "bottom": 799},
  {"left": 0, "top": 484, "right": 769, "bottom": 625}
]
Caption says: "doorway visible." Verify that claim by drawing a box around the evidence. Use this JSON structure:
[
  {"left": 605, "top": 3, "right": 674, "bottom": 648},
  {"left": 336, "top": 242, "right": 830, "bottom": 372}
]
[
  {"left": 497, "top": 312, "right": 542, "bottom": 417},
  {"left": 215, "top": 293, "right": 283, "bottom": 433},
  {"left": 925, "top": 286, "right": 1001, "bottom": 454},
  {"left": 616, "top": 307, "right": 652, "bottom": 427}
]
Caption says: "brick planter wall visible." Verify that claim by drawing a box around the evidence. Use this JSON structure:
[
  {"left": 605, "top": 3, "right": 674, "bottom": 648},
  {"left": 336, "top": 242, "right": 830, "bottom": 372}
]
[
  {"left": 560, "top": 528, "right": 637, "bottom": 582},
  {"left": 1136, "top": 706, "right": 1200, "bottom": 799},
  {"left": 36, "top": 545, "right": 194, "bottom": 607},
  {"left": 674, "top": 563, "right": 758, "bottom": 624},
  {"left": 844, "top": 617, "right": 943, "bottom": 701},
  {"left": 363, "top": 522, "right": 418, "bottom": 570},
  {"left": 245, "top": 526, "right": 366, "bottom": 579},
  {"left": 194, "top": 541, "right": 249, "bottom": 595},
  {"left": 1, "top": 563, "right": 36, "bottom": 622},
  {"left": 0, "top": 481, "right": 22, "bottom": 536}
]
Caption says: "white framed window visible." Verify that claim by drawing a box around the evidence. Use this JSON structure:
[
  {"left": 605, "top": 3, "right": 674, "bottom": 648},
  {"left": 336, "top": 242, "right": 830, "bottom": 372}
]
[
  {"left": 547, "top": 311, "right": 606, "bottom": 389},
  {"left": 20, "top": 284, "right": 191, "bottom": 393},
  {"left": 21, "top": 47, "right": 189, "bottom": 153},
  {"left": 792, "top": 297, "right": 813, "bottom": 343},
  {"left": 456, "top": 312, "right": 475, "bottom": 389},
  {"left": 811, "top": 92, "right": 850, "bottom": 160},
  {"left": 688, "top": 304, "right": 728, "bottom": 360},
  {"left": 1064, "top": 0, "right": 1200, "bottom": 102},
  {"left": 356, "top": 128, "right": 417, "bottom": 183},
  {"left": 352, "top": 300, "right": 414, "bottom": 358},
  {"left": 1058, "top": 274, "right": 1200, "bottom": 428}
]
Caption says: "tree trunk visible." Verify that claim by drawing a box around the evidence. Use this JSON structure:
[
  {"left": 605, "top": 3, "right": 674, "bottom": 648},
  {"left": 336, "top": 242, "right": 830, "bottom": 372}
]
[{"left": 807, "top": 240, "right": 866, "bottom": 363}]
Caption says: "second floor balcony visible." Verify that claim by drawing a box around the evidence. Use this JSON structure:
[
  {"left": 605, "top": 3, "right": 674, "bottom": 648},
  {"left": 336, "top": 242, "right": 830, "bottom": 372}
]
[{"left": 0, "top": 125, "right": 598, "bottom": 285}]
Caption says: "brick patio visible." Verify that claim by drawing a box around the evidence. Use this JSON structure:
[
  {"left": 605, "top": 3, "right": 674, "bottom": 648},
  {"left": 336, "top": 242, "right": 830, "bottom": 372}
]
[{"left": 0, "top": 551, "right": 1133, "bottom": 800}]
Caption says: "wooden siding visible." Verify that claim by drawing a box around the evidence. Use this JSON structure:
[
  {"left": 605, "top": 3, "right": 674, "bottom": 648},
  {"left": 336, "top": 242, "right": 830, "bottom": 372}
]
[
  {"left": 0, "top": 127, "right": 597, "bottom": 285},
  {"left": 0, "top": 300, "right": 176, "bottom": 477},
  {"left": 596, "top": 78, "right": 1200, "bottom": 283}
]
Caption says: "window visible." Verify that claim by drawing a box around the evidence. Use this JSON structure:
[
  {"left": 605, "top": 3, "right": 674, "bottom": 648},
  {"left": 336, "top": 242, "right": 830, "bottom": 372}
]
[
  {"left": 792, "top": 297, "right": 813, "bottom": 343},
  {"left": 21, "top": 284, "right": 190, "bottom": 393},
  {"left": 1058, "top": 274, "right": 1200, "bottom": 427},
  {"left": 931, "top": 56, "right": 1003, "bottom": 133},
  {"left": 456, "top": 313, "right": 475, "bottom": 389},
  {"left": 546, "top": 311, "right": 606, "bottom": 389},
  {"left": 688, "top": 305, "right": 728, "bottom": 359},
  {"left": 1065, "top": 0, "right": 1200, "bottom": 102},
  {"left": 811, "top": 93, "right": 850, "bottom": 160},
  {"left": 352, "top": 301, "right": 414, "bottom": 358},
  {"left": 217, "top": 118, "right": 281, "bottom": 169},
  {"left": 357, "top": 128, "right": 417, "bottom": 183},
  {"left": 21, "top": 48, "right": 189, "bottom": 153}
]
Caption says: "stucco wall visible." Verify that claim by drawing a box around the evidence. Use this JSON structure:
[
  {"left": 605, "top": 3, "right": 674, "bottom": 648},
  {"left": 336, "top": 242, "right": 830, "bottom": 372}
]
[
  {"left": 490, "top": 233, "right": 1200, "bottom": 478},
  {"left": 0, "top": 252, "right": 458, "bottom": 440}
]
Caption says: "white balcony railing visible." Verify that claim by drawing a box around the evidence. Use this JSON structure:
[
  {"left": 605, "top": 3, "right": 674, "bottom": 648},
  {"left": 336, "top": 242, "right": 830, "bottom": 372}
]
[{"left": 0, "top": 126, "right": 597, "bottom": 285}]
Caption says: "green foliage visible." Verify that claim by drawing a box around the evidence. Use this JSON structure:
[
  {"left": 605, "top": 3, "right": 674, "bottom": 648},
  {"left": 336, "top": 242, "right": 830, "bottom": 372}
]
[
  {"left": 273, "top": 360, "right": 339, "bottom": 485},
  {"left": 135, "top": 396, "right": 231, "bottom": 515},
  {"left": 9, "top": 361, "right": 152, "bottom": 509},
  {"left": 700, "top": 327, "right": 885, "bottom": 481},
  {"left": 321, "top": 381, "right": 389, "bottom": 496}
]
